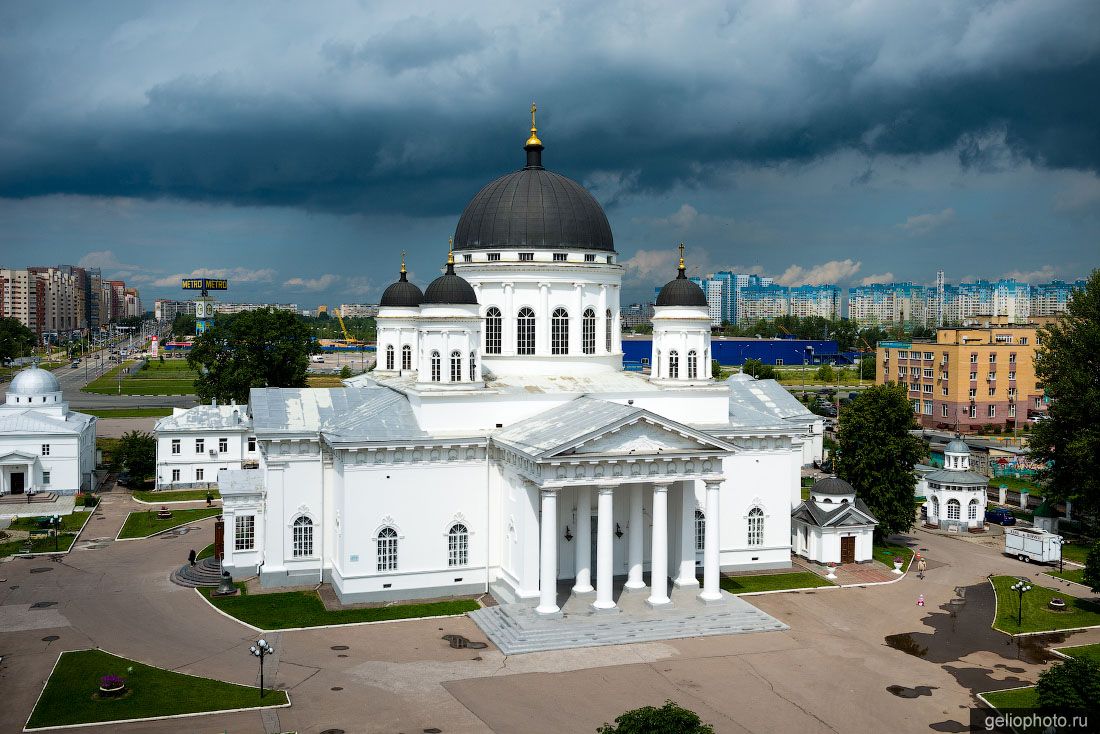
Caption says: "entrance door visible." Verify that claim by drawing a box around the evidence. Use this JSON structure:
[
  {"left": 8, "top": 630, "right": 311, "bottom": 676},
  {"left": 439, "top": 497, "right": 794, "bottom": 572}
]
[
  {"left": 840, "top": 536, "right": 855, "bottom": 564},
  {"left": 10, "top": 472, "right": 25, "bottom": 494}
]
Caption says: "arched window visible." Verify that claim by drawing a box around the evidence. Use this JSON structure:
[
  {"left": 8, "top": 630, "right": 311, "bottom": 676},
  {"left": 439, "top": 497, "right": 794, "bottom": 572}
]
[
  {"left": 605, "top": 309, "right": 613, "bottom": 352},
  {"left": 930, "top": 496, "right": 939, "bottom": 518},
  {"left": 582, "top": 308, "right": 596, "bottom": 354},
  {"left": 430, "top": 351, "right": 441, "bottom": 382},
  {"left": 747, "top": 507, "right": 764, "bottom": 546},
  {"left": 448, "top": 523, "right": 469, "bottom": 566},
  {"left": 968, "top": 498, "right": 979, "bottom": 520},
  {"left": 552, "top": 307, "right": 569, "bottom": 354},
  {"left": 401, "top": 344, "right": 412, "bottom": 370},
  {"left": 484, "top": 307, "right": 502, "bottom": 354},
  {"left": 469, "top": 352, "right": 477, "bottom": 382},
  {"left": 385, "top": 345, "right": 394, "bottom": 370},
  {"left": 292, "top": 516, "right": 313, "bottom": 557},
  {"left": 450, "top": 350, "right": 462, "bottom": 382},
  {"left": 517, "top": 307, "right": 535, "bottom": 355},
  {"left": 669, "top": 350, "right": 679, "bottom": 379},
  {"left": 377, "top": 527, "right": 398, "bottom": 571},
  {"left": 694, "top": 510, "right": 705, "bottom": 552},
  {"left": 687, "top": 350, "right": 698, "bottom": 379},
  {"left": 947, "top": 498, "right": 961, "bottom": 520}
]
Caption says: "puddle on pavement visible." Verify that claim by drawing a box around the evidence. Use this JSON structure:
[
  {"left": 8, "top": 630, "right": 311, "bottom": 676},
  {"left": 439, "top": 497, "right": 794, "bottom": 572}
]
[
  {"left": 886, "top": 684, "right": 937, "bottom": 698},
  {"left": 884, "top": 582, "right": 1074, "bottom": 695}
]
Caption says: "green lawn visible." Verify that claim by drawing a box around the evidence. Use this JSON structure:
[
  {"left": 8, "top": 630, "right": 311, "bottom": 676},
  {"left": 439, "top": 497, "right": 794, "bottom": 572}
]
[
  {"left": 0, "top": 533, "right": 76, "bottom": 557},
  {"left": 8, "top": 513, "right": 89, "bottom": 533},
  {"left": 117, "top": 508, "right": 221, "bottom": 539},
  {"left": 983, "top": 686, "right": 1038, "bottom": 710},
  {"left": 990, "top": 475, "right": 1044, "bottom": 495},
  {"left": 873, "top": 541, "right": 915, "bottom": 571},
  {"left": 197, "top": 543, "right": 215, "bottom": 561},
  {"left": 83, "top": 360, "right": 198, "bottom": 395},
  {"left": 133, "top": 488, "right": 220, "bottom": 503},
  {"left": 206, "top": 584, "right": 480, "bottom": 630},
  {"left": 1056, "top": 643, "right": 1100, "bottom": 664},
  {"left": 83, "top": 407, "right": 174, "bottom": 418},
  {"left": 991, "top": 575, "right": 1100, "bottom": 634},
  {"left": 1062, "top": 542, "right": 1092, "bottom": 565},
  {"left": 25, "top": 649, "right": 286, "bottom": 730},
  {"left": 1045, "top": 568, "right": 1087, "bottom": 585},
  {"left": 720, "top": 571, "right": 835, "bottom": 594}
]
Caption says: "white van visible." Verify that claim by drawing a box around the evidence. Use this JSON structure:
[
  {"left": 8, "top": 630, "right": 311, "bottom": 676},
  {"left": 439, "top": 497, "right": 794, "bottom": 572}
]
[{"left": 310, "top": 355, "right": 325, "bottom": 364}]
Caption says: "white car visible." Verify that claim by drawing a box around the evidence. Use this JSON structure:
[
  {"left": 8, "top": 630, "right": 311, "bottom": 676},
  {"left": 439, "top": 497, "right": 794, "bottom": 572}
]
[{"left": 310, "top": 355, "right": 325, "bottom": 363}]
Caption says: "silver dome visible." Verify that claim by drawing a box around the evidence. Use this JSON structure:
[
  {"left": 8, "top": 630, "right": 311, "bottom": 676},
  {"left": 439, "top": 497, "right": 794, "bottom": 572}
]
[
  {"left": 945, "top": 439, "right": 970, "bottom": 455},
  {"left": 9, "top": 366, "right": 61, "bottom": 395}
]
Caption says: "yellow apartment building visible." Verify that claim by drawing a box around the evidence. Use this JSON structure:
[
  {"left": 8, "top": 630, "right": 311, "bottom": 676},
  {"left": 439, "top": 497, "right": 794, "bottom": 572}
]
[{"left": 876, "top": 319, "right": 1048, "bottom": 432}]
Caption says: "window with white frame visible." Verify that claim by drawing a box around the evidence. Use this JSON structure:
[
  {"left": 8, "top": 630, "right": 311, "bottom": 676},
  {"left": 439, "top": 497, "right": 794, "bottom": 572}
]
[
  {"left": 553, "top": 252, "right": 567, "bottom": 262},
  {"left": 450, "top": 350, "right": 462, "bottom": 382},
  {"left": 235, "top": 515, "right": 255, "bottom": 551},
  {"left": 293, "top": 516, "right": 313, "bottom": 557},
  {"left": 401, "top": 344, "right": 412, "bottom": 370},
  {"left": 430, "top": 351, "right": 441, "bottom": 382},
  {"left": 484, "top": 307, "right": 502, "bottom": 354},
  {"left": 41, "top": 443, "right": 50, "bottom": 456},
  {"left": 42, "top": 471, "right": 50, "bottom": 484},
  {"left": 582, "top": 308, "right": 596, "bottom": 354},
  {"left": 941, "top": 404, "right": 949, "bottom": 417},
  {"left": 988, "top": 404, "right": 996, "bottom": 418},
  {"left": 968, "top": 499, "right": 979, "bottom": 520},
  {"left": 668, "top": 350, "right": 679, "bottom": 378},
  {"left": 385, "top": 345, "right": 394, "bottom": 369},
  {"left": 519, "top": 252, "right": 534, "bottom": 261},
  {"left": 171, "top": 468, "right": 180, "bottom": 481},
  {"left": 1009, "top": 403, "right": 1016, "bottom": 417},
  {"left": 248, "top": 437, "right": 256, "bottom": 452},
  {"left": 605, "top": 309, "right": 613, "bottom": 352},
  {"left": 942, "top": 386, "right": 949, "bottom": 396},
  {"left": 487, "top": 252, "right": 500, "bottom": 262},
  {"left": 687, "top": 350, "right": 698, "bottom": 379},
  {"left": 694, "top": 510, "right": 705, "bottom": 551},
  {"left": 517, "top": 307, "right": 535, "bottom": 355},
  {"left": 469, "top": 352, "right": 476, "bottom": 382},
  {"left": 195, "top": 438, "right": 204, "bottom": 453},
  {"left": 195, "top": 468, "right": 204, "bottom": 481},
  {"left": 377, "top": 527, "right": 398, "bottom": 571},
  {"left": 448, "top": 523, "right": 469, "bottom": 566},
  {"left": 218, "top": 437, "right": 228, "bottom": 453},
  {"left": 947, "top": 499, "right": 961, "bottom": 520},
  {"left": 923, "top": 400, "right": 932, "bottom": 415},
  {"left": 551, "top": 307, "right": 569, "bottom": 354},
  {"left": 171, "top": 439, "right": 180, "bottom": 454},
  {"left": 747, "top": 507, "right": 764, "bottom": 546},
  {"left": 969, "top": 404, "right": 977, "bottom": 418}
]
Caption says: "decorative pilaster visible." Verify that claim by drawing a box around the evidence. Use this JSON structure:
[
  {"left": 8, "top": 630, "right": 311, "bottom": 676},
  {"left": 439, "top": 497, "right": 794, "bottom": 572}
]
[
  {"left": 573, "top": 486, "right": 593, "bottom": 594},
  {"left": 624, "top": 484, "right": 645, "bottom": 591},
  {"left": 646, "top": 482, "right": 671, "bottom": 607}
]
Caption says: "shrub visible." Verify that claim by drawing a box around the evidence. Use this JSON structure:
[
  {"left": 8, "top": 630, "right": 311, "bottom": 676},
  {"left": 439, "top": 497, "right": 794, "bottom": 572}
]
[
  {"left": 1036, "top": 657, "right": 1100, "bottom": 710},
  {"left": 598, "top": 700, "right": 715, "bottom": 734},
  {"left": 339, "top": 365, "right": 353, "bottom": 379},
  {"left": 83, "top": 494, "right": 99, "bottom": 507}
]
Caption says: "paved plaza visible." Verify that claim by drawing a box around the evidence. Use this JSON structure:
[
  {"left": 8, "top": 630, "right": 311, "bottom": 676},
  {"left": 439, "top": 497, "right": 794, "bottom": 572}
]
[{"left": 2, "top": 488, "right": 1098, "bottom": 733}]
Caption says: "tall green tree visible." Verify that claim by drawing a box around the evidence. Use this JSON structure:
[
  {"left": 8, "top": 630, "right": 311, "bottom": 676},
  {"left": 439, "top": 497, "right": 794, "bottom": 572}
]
[
  {"left": 835, "top": 383, "right": 925, "bottom": 535},
  {"left": 1030, "top": 269, "right": 1100, "bottom": 530},
  {"left": 170, "top": 313, "right": 196, "bottom": 339},
  {"left": 1036, "top": 656, "right": 1100, "bottom": 711},
  {"left": 116, "top": 430, "right": 156, "bottom": 486},
  {"left": 0, "top": 316, "right": 35, "bottom": 363},
  {"left": 597, "top": 700, "right": 714, "bottom": 734},
  {"left": 188, "top": 308, "right": 317, "bottom": 403}
]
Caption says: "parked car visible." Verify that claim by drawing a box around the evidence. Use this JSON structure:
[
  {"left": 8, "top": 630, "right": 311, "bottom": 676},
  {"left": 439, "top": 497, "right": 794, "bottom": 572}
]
[
  {"left": 986, "top": 507, "right": 1017, "bottom": 526},
  {"left": 115, "top": 472, "right": 131, "bottom": 487}
]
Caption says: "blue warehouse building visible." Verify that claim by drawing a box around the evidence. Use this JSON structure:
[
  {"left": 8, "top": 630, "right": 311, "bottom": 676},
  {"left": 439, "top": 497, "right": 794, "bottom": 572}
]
[{"left": 621, "top": 336, "right": 845, "bottom": 370}]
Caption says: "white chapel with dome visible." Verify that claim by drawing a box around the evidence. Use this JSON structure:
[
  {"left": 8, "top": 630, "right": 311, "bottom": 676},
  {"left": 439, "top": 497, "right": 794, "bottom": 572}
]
[{"left": 172, "top": 111, "right": 823, "bottom": 620}]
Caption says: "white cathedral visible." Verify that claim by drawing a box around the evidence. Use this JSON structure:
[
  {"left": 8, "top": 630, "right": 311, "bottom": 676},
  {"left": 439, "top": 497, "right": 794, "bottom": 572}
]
[{"left": 166, "top": 116, "right": 824, "bottom": 614}]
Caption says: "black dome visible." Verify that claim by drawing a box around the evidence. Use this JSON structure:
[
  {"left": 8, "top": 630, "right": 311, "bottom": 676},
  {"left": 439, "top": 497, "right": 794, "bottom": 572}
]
[
  {"left": 656, "top": 268, "right": 708, "bottom": 307},
  {"left": 379, "top": 269, "right": 423, "bottom": 307},
  {"left": 452, "top": 140, "right": 614, "bottom": 252},
  {"left": 812, "top": 476, "right": 856, "bottom": 496},
  {"left": 423, "top": 262, "right": 478, "bottom": 305}
]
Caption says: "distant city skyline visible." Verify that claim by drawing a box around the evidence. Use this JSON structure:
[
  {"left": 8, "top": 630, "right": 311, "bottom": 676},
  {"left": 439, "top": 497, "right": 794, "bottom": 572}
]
[{"left": 1, "top": 2, "right": 1098, "bottom": 308}]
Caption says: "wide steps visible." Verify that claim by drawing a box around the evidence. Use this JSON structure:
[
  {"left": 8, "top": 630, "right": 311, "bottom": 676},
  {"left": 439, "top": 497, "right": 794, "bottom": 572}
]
[
  {"left": 171, "top": 557, "right": 224, "bottom": 588},
  {"left": 0, "top": 492, "right": 59, "bottom": 506}
]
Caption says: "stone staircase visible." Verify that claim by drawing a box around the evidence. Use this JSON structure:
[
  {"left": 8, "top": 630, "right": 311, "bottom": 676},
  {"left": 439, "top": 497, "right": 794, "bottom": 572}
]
[
  {"left": 171, "top": 557, "right": 223, "bottom": 588},
  {"left": 0, "top": 492, "right": 59, "bottom": 506},
  {"left": 469, "top": 588, "right": 788, "bottom": 655}
]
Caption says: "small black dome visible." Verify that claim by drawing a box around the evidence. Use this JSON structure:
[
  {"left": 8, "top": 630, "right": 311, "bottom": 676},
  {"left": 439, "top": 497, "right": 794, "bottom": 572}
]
[
  {"left": 423, "top": 261, "right": 478, "bottom": 305},
  {"left": 452, "top": 135, "right": 614, "bottom": 252},
  {"left": 656, "top": 267, "right": 707, "bottom": 307},
  {"left": 379, "top": 269, "right": 423, "bottom": 308},
  {"left": 813, "top": 476, "right": 856, "bottom": 496}
]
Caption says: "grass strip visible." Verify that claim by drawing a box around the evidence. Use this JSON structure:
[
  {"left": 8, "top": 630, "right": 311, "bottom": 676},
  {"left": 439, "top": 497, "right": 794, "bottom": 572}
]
[
  {"left": 1056, "top": 642, "right": 1100, "bottom": 664},
  {"left": 982, "top": 686, "right": 1038, "bottom": 710},
  {"left": 25, "top": 649, "right": 286, "bottom": 729},
  {"left": 991, "top": 575, "right": 1100, "bottom": 634},
  {"left": 720, "top": 571, "right": 834, "bottom": 594},
  {"left": 1045, "top": 568, "right": 1087, "bottom": 585},
  {"left": 0, "top": 533, "right": 76, "bottom": 557},
  {"left": 206, "top": 583, "right": 479, "bottom": 630},
  {"left": 873, "top": 541, "right": 915, "bottom": 571},
  {"left": 83, "top": 407, "right": 174, "bottom": 418},
  {"left": 197, "top": 543, "right": 215, "bottom": 561},
  {"left": 133, "top": 488, "right": 221, "bottom": 503},
  {"left": 117, "top": 508, "right": 221, "bottom": 539}
]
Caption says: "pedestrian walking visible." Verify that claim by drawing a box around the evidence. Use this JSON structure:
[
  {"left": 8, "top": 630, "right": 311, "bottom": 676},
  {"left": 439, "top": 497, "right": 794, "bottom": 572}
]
[
  {"left": 188, "top": 548, "right": 197, "bottom": 567},
  {"left": 917, "top": 556, "right": 927, "bottom": 580}
]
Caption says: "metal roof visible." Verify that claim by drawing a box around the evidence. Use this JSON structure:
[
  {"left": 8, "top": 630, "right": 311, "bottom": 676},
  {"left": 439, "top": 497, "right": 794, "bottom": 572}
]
[
  {"left": 492, "top": 397, "right": 637, "bottom": 456},
  {"left": 656, "top": 271, "right": 708, "bottom": 307},
  {"left": 791, "top": 497, "right": 878, "bottom": 528},
  {"left": 923, "top": 468, "right": 988, "bottom": 486},
  {"left": 249, "top": 386, "right": 429, "bottom": 444},
  {"left": 8, "top": 366, "right": 61, "bottom": 394},
  {"left": 219, "top": 469, "right": 265, "bottom": 496},
  {"left": 0, "top": 410, "right": 87, "bottom": 435},
  {"left": 379, "top": 270, "right": 424, "bottom": 307},
  {"left": 155, "top": 404, "right": 250, "bottom": 432}
]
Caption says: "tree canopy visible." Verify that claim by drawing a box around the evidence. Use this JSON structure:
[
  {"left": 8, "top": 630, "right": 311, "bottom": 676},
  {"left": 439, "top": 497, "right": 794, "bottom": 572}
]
[
  {"left": 0, "top": 316, "right": 36, "bottom": 363},
  {"left": 187, "top": 308, "right": 317, "bottom": 404},
  {"left": 835, "top": 383, "right": 926, "bottom": 535},
  {"left": 116, "top": 430, "right": 156, "bottom": 486},
  {"left": 1036, "top": 656, "right": 1100, "bottom": 712},
  {"left": 1029, "top": 269, "right": 1100, "bottom": 530},
  {"left": 170, "top": 313, "right": 196, "bottom": 339},
  {"left": 597, "top": 700, "right": 714, "bottom": 734}
]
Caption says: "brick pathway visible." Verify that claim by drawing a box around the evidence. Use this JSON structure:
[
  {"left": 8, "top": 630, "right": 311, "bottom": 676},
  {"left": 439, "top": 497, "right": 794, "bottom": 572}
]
[{"left": 793, "top": 556, "right": 899, "bottom": 585}]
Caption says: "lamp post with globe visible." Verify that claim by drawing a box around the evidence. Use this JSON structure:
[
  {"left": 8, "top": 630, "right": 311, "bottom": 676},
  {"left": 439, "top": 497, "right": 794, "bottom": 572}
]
[
  {"left": 249, "top": 639, "right": 275, "bottom": 699},
  {"left": 1011, "top": 580, "right": 1032, "bottom": 628}
]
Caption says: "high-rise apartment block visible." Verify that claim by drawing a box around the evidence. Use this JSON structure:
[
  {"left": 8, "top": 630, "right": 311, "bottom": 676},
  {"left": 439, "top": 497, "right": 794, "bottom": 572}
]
[
  {"left": 1030, "top": 280, "right": 1087, "bottom": 316},
  {"left": 788, "top": 285, "right": 841, "bottom": 320},
  {"left": 847, "top": 282, "right": 928, "bottom": 328},
  {"left": 0, "top": 263, "right": 141, "bottom": 339}
]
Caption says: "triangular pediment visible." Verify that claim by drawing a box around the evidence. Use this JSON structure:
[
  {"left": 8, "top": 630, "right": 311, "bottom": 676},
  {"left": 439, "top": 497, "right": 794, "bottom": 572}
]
[{"left": 548, "top": 413, "right": 733, "bottom": 459}]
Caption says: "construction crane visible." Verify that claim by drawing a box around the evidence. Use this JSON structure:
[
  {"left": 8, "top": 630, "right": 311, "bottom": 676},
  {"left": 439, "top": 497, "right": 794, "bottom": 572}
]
[{"left": 334, "top": 309, "right": 360, "bottom": 346}]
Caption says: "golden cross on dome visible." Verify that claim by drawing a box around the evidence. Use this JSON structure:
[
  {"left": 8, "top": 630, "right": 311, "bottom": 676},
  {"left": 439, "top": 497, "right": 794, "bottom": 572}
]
[
  {"left": 400, "top": 251, "right": 406, "bottom": 274},
  {"left": 526, "top": 102, "right": 542, "bottom": 146},
  {"left": 678, "top": 242, "right": 686, "bottom": 270},
  {"left": 447, "top": 236, "right": 454, "bottom": 265}
]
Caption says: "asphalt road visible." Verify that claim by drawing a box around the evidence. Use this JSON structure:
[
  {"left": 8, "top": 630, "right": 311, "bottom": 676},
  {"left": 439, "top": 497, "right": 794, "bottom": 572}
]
[{"left": 48, "top": 358, "right": 198, "bottom": 410}]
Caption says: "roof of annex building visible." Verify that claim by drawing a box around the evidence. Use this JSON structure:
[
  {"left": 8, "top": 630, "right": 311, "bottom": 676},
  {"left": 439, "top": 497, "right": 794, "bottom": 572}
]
[
  {"left": 155, "top": 403, "right": 251, "bottom": 432},
  {"left": 791, "top": 496, "right": 878, "bottom": 528},
  {"left": 0, "top": 409, "right": 92, "bottom": 435},
  {"left": 219, "top": 468, "right": 265, "bottom": 496},
  {"left": 922, "top": 468, "right": 989, "bottom": 487}
]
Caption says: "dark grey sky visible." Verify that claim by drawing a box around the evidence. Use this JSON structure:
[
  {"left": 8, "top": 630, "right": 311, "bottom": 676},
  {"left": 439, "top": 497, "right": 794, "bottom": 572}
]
[{"left": 1, "top": 1, "right": 1097, "bottom": 306}]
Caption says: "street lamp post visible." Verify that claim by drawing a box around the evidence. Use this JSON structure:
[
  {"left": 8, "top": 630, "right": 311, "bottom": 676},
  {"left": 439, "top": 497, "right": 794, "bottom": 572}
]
[
  {"left": 249, "top": 639, "right": 275, "bottom": 699},
  {"left": 51, "top": 514, "right": 60, "bottom": 551},
  {"left": 1011, "top": 580, "right": 1032, "bottom": 627}
]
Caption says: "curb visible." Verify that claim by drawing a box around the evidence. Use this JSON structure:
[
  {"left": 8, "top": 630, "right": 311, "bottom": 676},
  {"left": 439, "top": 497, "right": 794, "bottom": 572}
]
[
  {"left": 114, "top": 510, "right": 220, "bottom": 542},
  {"left": 986, "top": 575, "right": 1100, "bottom": 638},
  {"left": 130, "top": 496, "right": 221, "bottom": 507},
  {"left": 2, "top": 510, "right": 94, "bottom": 559}
]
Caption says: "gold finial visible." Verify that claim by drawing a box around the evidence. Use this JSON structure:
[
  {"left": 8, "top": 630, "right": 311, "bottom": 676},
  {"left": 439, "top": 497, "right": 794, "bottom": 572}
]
[
  {"left": 678, "top": 242, "right": 686, "bottom": 271},
  {"left": 526, "top": 102, "right": 542, "bottom": 146},
  {"left": 400, "top": 250, "right": 407, "bottom": 274},
  {"left": 447, "top": 236, "right": 454, "bottom": 265}
]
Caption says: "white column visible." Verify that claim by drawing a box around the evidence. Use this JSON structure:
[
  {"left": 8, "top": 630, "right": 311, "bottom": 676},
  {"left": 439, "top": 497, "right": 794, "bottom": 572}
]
[
  {"left": 598, "top": 285, "right": 608, "bottom": 353},
  {"left": 674, "top": 481, "right": 699, "bottom": 588},
  {"left": 612, "top": 286, "right": 622, "bottom": 354},
  {"left": 536, "top": 488, "right": 560, "bottom": 616},
  {"left": 647, "top": 482, "right": 671, "bottom": 607},
  {"left": 573, "top": 486, "right": 593, "bottom": 593},
  {"left": 700, "top": 480, "right": 723, "bottom": 603},
  {"left": 592, "top": 486, "right": 617, "bottom": 611},
  {"left": 624, "top": 484, "right": 645, "bottom": 591}
]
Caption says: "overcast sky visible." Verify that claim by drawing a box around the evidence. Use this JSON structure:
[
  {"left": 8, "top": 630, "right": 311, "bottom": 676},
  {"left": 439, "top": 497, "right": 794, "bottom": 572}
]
[{"left": 1, "top": 0, "right": 1097, "bottom": 307}]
